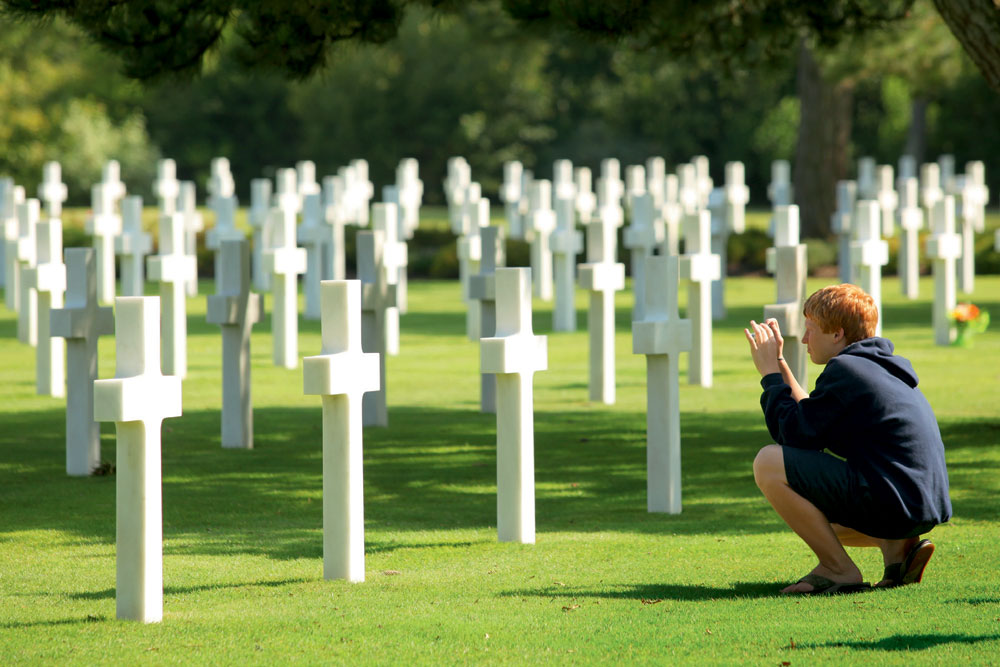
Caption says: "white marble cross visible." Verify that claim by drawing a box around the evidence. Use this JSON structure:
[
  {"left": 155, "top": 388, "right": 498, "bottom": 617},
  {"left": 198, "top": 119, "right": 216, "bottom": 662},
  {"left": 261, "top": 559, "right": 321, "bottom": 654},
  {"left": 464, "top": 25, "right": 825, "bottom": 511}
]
[
  {"left": 395, "top": 158, "right": 423, "bottom": 240},
  {"left": 85, "top": 183, "right": 120, "bottom": 305},
  {"left": 358, "top": 230, "right": 396, "bottom": 427},
  {"left": 351, "top": 159, "right": 374, "bottom": 227},
  {"left": 659, "top": 173, "right": 682, "bottom": 256},
  {"left": 897, "top": 177, "right": 924, "bottom": 299},
  {"left": 249, "top": 178, "right": 273, "bottom": 292},
  {"left": 680, "top": 209, "right": 720, "bottom": 387},
  {"left": 574, "top": 166, "right": 597, "bottom": 226},
  {"left": 551, "top": 193, "right": 583, "bottom": 332},
  {"left": 93, "top": 296, "right": 182, "bottom": 623},
  {"left": 831, "top": 180, "right": 857, "bottom": 283},
  {"left": 850, "top": 201, "right": 888, "bottom": 337},
  {"left": 857, "top": 157, "right": 876, "bottom": 200},
  {"left": 470, "top": 225, "right": 506, "bottom": 413},
  {"left": 624, "top": 164, "right": 646, "bottom": 218},
  {"left": 938, "top": 154, "right": 956, "bottom": 192},
  {"left": 16, "top": 198, "right": 40, "bottom": 345},
  {"left": 445, "top": 157, "right": 472, "bottom": 233},
  {"left": 926, "top": 196, "right": 961, "bottom": 345},
  {"left": 481, "top": 267, "right": 547, "bottom": 544},
  {"left": 767, "top": 160, "right": 793, "bottom": 238},
  {"left": 207, "top": 239, "right": 262, "bottom": 449},
  {"left": 207, "top": 157, "right": 235, "bottom": 215},
  {"left": 957, "top": 161, "right": 989, "bottom": 294},
  {"left": 598, "top": 159, "right": 624, "bottom": 215},
  {"left": 206, "top": 192, "right": 244, "bottom": 290},
  {"left": 177, "top": 181, "right": 203, "bottom": 297},
  {"left": 692, "top": 155, "right": 713, "bottom": 210},
  {"left": 299, "top": 192, "right": 327, "bottom": 321},
  {"left": 677, "top": 163, "right": 700, "bottom": 216},
  {"left": 898, "top": 154, "right": 917, "bottom": 185},
  {"left": 146, "top": 212, "right": 196, "bottom": 377},
  {"left": 50, "top": 248, "right": 114, "bottom": 476},
  {"left": 764, "top": 205, "right": 808, "bottom": 387},
  {"left": 24, "top": 216, "right": 66, "bottom": 396},
  {"left": 920, "top": 162, "right": 943, "bottom": 215},
  {"left": 102, "top": 160, "right": 127, "bottom": 203},
  {"left": 876, "top": 165, "right": 898, "bottom": 238},
  {"left": 632, "top": 255, "right": 691, "bottom": 513},
  {"left": 38, "top": 161, "right": 68, "bottom": 220},
  {"left": 578, "top": 204, "right": 625, "bottom": 404},
  {"left": 646, "top": 157, "right": 666, "bottom": 210},
  {"left": 527, "top": 180, "right": 555, "bottom": 301},
  {"left": 457, "top": 185, "right": 485, "bottom": 340},
  {"left": 707, "top": 162, "right": 750, "bottom": 321},
  {"left": 373, "top": 202, "right": 407, "bottom": 355},
  {"left": 297, "top": 160, "right": 322, "bottom": 209},
  {"left": 303, "top": 280, "right": 380, "bottom": 582},
  {"left": 624, "top": 192, "right": 660, "bottom": 321},
  {"left": 382, "top": 185, "right": 411, "bottom": 316},
  {"left": 1, "top": 179, "right": 19, "bottom": 298},
  {"left": 116, "top": 196, "right": 152, "bottom": 297},
  {"left": 263, "top": 175, "right": 307, "bottom": 370},
  {"left": 153, "top": 159, "right": 180, "bottom": 216},
  {"left": 502, "top": 161, "right": 524, "bottom": 240},
  {"left": 321, "top": 175, "right": 348, "bottom": 282}
]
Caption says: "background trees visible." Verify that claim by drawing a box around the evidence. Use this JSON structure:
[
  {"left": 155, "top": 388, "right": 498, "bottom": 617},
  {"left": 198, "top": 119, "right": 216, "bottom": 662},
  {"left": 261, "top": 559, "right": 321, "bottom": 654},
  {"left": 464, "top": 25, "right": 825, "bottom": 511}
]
[{"left": 1, "top": 1, "right": 998, "bottom": 239}]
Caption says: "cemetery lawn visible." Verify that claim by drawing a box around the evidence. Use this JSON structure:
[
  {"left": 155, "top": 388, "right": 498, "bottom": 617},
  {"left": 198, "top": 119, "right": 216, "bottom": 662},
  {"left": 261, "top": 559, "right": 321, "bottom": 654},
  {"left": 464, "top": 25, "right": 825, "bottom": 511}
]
[{"left": 1, "top": 273, "right": 999, "bottom": 664}]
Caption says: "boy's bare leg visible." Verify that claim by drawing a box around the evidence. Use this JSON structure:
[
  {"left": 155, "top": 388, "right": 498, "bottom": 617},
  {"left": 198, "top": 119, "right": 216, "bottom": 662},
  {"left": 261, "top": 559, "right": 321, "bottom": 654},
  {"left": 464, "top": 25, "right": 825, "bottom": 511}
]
[
  {"left": 753, "top": 445, "right": 864, "bottom": 593},
  {"left": 832, "top": 524, "right": 921, "bottom": 584}
]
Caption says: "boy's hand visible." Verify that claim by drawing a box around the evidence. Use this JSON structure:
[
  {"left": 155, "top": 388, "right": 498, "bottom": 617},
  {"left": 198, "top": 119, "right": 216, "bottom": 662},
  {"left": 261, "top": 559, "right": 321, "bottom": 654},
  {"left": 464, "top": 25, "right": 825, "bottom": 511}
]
[{"left": 745, "top": 319, "right": 781, "bottom": 377}]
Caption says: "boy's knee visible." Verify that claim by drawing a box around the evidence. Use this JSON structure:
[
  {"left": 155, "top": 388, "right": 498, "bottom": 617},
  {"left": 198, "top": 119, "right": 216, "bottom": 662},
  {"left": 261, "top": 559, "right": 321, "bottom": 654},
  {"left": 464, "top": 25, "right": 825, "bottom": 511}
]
[{"left": 753, "top": 444, "right": 784, "bottom": 488}]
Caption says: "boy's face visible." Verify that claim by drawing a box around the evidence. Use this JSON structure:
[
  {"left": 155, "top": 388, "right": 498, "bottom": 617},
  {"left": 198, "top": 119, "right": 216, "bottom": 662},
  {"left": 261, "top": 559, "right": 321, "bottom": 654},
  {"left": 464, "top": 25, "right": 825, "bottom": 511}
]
[{"left": 802, "top": 316, "right": 847, "bottom": 365}]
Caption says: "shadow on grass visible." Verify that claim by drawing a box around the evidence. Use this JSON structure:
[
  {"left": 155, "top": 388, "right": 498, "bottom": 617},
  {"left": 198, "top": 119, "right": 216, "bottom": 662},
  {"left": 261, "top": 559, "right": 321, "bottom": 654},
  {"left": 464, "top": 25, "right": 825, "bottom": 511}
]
[
  {"left": 2, "top": 401, "right": 997, "bottom": 563},
  {"left": 68, "top": 577, "right": 310, "bottom": 601},
  {"left": 800, "top": 633, "right": 1000, "bottom": 651},
  {"left": 501, "top": 580, "right": 780, "bottom": 602},
  {"left": 0, "top": 616, "right": 109, "bottom": 630}
]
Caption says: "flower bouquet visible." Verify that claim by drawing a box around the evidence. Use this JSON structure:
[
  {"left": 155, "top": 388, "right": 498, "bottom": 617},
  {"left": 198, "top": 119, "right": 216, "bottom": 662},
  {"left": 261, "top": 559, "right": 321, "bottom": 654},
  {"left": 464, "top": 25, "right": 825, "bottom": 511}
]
[{"left": 949, "top": 303, "right": 990, "bottom": 347}]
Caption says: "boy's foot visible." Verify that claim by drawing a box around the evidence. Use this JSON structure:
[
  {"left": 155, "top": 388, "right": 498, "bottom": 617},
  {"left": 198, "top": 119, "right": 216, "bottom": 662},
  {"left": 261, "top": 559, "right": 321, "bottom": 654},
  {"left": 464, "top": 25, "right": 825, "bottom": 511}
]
[
  {"left": 781, "top": 564, "right": 865, "bottom": 594},
  {"left": 875, "top": 539, "right": 934, "bottom": 588}
]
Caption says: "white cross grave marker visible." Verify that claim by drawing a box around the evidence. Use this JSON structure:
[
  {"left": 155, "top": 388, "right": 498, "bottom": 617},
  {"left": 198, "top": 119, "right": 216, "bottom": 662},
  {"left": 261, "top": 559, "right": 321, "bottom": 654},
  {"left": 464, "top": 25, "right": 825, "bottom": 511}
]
[
  {"left": 396, "top": 158, "right": 423, "bottom": 241},
  {"left": 206, "top": 192, "right": 244, "bottom": 290},
  {"left": 373, "top": 202, "right": 407, "bottom": 355},
  {"left": 94, "top": 296, "right": 182, "bottom": 623},
  {"left": 646, "top": 157, "right": 666, "bottom": 210},
  {"left": 382, "top": 185, "right": 411, "bottom": 316},
  {"left": 116, "top": 196, "right": 152, "bottom": 297},
  {"left": 351, "top": 159, "right": 374, "bottom": 227},
  {"left": 876, "top": 165, "right": 898, "bottom": 238},
  {"left": 659, "top": 174, "right": 682, "bottom": 256},
  {"left": 321, "top": 175, "right": 348, "bottom": 282},
  {"left": 303, "top": 280, "right": 380, "bottom": 582},
  {"left": 38, "top": 161, "right": 68, "bottom": 220},
  {"left": 527, "top": 180, "right": 555, "bottom": 301},
  {"left": 624, "top": 192, "right": 660, "bottom": 321},
  {"left": 678, "top": 163, "right": 700, "bottom": 216},
  {"left": 299, "top": 192, "right": 326, "bottom": 321},
  {"left": 86, "top": 183, "right": 120, "bottom": 305},
  {"left": 599, "top": 159, "right": 624, "bottom": 212},
  {"left": 102, "top": 160, "right": 127, "bottom": 203},
  {"left": 680, "top": 210, "right": 720, "bottom": 388},
  {"left": 632, "top": 255, "right": 691, "bottom": 513},
  {"left": 938, "top": 154, "right": 956, "bottom": 193},
  {"left": 153, "top": 159, "right": 180, "bottom": 216},
  {"left": 926, "top": 196, "right": 961, "bottom": 345},
  {"left": 897, "top": 178, "right": 924, "bottom": 299},
  {"left": 24, "top": 216, "right": 66, "bottom": 396},
  {"left": 358, "top": 230, "right": 396, "bottom": 427},
  {"left": 831, "top": 180, "right": 857, "bottom": 283},
  {"left": 920, "top": 162, "right": 943, "bottom": 216},
  {"left": 693, "top": 155, "right": 713, "bottom": 210},
  {"left": 850, "top": 201, "right": 888, "bottom": 337},
  {"left": 767, "top": 160, "right": 793, "bottom": 238},
  {"left": 579, "top": 203, "right": 625, "bottom": 404},
  {"left": 146, "top": 212, "right": 196, "bottom": 376},
  {"left": 207, "top": 239, "right": 262, "bottom": 449},
  {"left": 764, "top": 205, "right": 809, "bottom": 387},
  {"left": 957, "top": 161, "right": 989, "bottom": 294},
  {"left": 457, "top": 184, "right": 485, "bottom": 340},
  {"left": 624, "top": 164, "right": 646, "bottom": 218},
  {"left": 470, "top": 225, "right": 506, "bottom": 413},
  {"left": 51, "top": 248, "right": 114, "bottom": 476},
  {"left": 574, "top": 167, "right": 597, "bottom": 226},
  {"left": 263, "top": 171, "right": 307, "bottom": 369},
  {"left": 16, "top": 199, "right": 40, "bottom": 345},
  {"left": 249, "top": 178, "right": 273, "bottom": 292},
  {"left": 1, "top": 179, "right": 20, "bottom": 298},
  {"left": 502, "top": 161, "right": 524, "bottom": 240},
  {"left": 551, "top": 185, "right": 583, "bottom": 332},
  {"left": 857, "top": 157, "right": 876, "bottom": 200},
  {"left": 178, "top": 181, "right": 203, "bottom": 297},
  {"left": 481, "top": 267, "right": 547, "bottom": 544}
]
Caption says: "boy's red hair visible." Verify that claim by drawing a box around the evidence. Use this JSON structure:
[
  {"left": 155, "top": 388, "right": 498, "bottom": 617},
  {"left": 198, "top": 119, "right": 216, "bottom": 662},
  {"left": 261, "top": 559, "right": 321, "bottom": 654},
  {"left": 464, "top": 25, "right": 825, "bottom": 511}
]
[{"left": 803, "top": 284, "right": 878, "bottom": 344}]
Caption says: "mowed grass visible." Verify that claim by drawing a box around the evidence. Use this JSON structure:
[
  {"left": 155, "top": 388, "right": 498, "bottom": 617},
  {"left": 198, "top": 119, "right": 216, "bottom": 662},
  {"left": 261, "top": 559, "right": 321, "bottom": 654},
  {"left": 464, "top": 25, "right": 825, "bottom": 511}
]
[{"left": 1, "top": 248, "right": 999, "bottom": 663}]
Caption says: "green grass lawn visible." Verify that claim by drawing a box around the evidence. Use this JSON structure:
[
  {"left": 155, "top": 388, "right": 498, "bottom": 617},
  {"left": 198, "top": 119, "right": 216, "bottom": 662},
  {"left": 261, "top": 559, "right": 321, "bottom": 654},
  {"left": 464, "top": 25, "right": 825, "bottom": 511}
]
[{"left": 1, "top": 265, "right": 999, "bottom": 663}]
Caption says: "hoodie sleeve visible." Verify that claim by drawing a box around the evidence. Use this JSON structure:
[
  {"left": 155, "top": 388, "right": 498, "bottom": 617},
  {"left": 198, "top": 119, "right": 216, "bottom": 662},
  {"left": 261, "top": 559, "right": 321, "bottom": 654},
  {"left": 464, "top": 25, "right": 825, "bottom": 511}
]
[{"left": 760, "top": 363, "right": 852, "bottom": 450}]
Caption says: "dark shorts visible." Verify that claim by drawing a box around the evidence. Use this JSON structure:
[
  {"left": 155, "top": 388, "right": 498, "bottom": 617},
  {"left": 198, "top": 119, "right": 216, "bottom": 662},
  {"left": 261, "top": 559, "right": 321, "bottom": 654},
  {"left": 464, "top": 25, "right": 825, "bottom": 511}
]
[{"left": 782, "top": 446, "right": 933, "bottom": 540}]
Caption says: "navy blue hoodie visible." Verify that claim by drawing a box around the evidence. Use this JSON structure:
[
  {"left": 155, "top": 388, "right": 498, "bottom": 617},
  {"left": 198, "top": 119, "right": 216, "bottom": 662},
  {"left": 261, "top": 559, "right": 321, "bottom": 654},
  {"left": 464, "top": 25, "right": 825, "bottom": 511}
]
[{"left": 760, "top": 337, "right": 952, "bottom": 537}]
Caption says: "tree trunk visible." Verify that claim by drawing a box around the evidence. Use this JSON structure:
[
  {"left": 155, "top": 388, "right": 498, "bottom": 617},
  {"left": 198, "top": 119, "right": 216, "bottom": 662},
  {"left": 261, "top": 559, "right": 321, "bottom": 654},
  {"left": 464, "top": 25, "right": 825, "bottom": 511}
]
[
  {"left": 903, "top": 97, "right": 928, "bottom": 165},
  {"left": 933, "top": 0, "right": 1000, "bottom": 93},
  {"left": 793, "top": 40, "right": 854, "bottom": 239}
]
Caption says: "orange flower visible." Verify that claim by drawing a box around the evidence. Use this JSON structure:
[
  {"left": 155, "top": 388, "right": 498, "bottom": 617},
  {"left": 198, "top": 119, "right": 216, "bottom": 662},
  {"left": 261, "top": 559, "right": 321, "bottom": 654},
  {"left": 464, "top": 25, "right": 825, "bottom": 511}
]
[{"left": 952, "top": 303, "right": 981, "bottom": 323}]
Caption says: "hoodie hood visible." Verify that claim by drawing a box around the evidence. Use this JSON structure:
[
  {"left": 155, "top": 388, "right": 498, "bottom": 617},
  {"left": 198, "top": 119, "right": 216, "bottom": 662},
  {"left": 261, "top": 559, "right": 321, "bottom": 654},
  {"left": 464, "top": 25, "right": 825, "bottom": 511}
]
[{"left": 838, "top": 337, "right": 919, "bottom": 388}]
